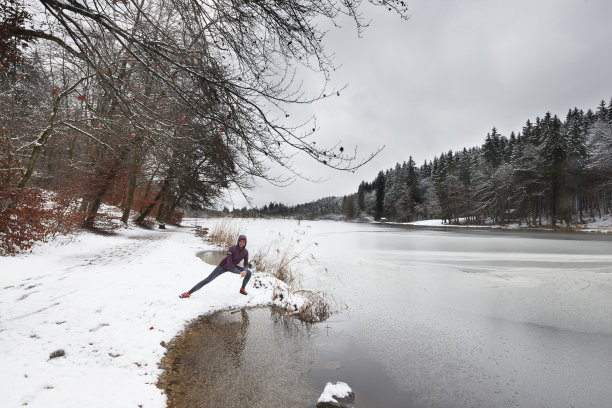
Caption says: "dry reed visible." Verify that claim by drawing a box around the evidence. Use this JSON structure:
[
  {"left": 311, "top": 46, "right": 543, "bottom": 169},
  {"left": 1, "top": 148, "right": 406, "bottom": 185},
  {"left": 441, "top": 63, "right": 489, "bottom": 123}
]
[
  {"left": 208, "top": 218, "right": 243, "bottom": 248},
  {"left": 251, "top": 231, "right": 311, "bottom": 288}
]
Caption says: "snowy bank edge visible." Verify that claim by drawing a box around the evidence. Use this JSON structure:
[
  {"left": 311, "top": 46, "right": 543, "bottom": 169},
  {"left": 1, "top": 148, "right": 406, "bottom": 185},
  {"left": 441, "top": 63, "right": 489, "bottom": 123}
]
[
  {"left": 0, "top": 221, "right": 312, "bottom": 408},
  {"left": 383, "top": 216, "right": 612, "bottom": 233}
]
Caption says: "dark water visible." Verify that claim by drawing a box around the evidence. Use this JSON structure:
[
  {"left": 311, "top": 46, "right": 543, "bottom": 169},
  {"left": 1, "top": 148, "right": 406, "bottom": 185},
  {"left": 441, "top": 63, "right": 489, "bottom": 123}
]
[{"left": 159, "top": 307, "right": 413, "bottom": 408}]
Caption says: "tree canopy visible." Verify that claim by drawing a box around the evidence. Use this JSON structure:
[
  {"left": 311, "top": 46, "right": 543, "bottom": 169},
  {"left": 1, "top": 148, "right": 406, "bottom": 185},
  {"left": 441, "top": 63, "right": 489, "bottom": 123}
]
[{"left": 0, "top": 0, "right": 407, "bottom": 253}]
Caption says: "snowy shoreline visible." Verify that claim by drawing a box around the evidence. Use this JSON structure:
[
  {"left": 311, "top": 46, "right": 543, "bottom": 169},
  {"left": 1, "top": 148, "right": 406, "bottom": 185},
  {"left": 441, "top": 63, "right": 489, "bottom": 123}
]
[
  {"left": 254, "top": 213, "right": 612, "bottom": 234},
  {"left": 0, "top": 220, "right": 302, "bottom": 408},
  {"left": 2, "top": 214, "right": 611, "bottom": 407},
  {"left": 383, "top": 214, "right": 612, "bottom": 234}
]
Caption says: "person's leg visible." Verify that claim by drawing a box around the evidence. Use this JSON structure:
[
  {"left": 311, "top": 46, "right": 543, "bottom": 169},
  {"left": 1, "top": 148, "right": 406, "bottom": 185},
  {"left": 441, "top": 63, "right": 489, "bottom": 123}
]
[
  {"left": 241, "top": 268, "right": 252, "bottom": 289},
  {"left": 231, "top": 266, "right": 252, "bottom": 289},
  {"left": 188, "top": 265, "right": 227, "bottom": 294}
]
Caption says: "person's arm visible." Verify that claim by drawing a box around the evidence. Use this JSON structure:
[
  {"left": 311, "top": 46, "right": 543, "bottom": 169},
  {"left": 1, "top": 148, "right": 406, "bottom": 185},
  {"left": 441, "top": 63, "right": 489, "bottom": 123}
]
[
  {"left": 225, "top": 246, "right": 235, "bottom": 270},
  {"left": 239, "top": 250, "right": 248, "bottom": 277}
]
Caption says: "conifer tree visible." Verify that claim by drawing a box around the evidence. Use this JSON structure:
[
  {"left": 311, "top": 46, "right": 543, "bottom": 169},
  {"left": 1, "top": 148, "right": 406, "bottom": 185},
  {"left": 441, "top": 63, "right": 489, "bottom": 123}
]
[
  {"left": 374, "top": 171, "right": 385, "bottom": 220},
  {"left": 539, "top": 113, "right": 567, "bottom": 226}
]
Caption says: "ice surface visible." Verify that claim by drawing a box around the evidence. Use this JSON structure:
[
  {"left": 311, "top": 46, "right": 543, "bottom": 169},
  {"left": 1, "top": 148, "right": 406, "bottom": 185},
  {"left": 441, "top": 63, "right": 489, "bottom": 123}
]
[{"left": 242, "top": 219, "right": 612, "bottom": 407}]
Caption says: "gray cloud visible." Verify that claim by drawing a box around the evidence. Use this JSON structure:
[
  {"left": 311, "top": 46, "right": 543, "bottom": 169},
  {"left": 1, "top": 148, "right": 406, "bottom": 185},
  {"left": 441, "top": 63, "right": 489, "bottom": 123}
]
[{"left": 229, "top": 0, "right": 612, "bottom": 208}]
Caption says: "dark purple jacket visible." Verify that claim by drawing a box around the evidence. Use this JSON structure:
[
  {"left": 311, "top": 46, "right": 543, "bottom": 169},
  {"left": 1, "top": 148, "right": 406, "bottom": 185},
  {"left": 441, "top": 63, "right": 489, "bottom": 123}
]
[{"left": 219, "top": 234, "right": 248, "bottom": 270}]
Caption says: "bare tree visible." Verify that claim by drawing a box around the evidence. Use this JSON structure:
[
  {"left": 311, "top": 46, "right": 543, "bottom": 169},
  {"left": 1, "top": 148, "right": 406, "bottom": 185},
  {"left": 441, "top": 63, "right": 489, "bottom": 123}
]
[{"left": 21, "top": 0, "right": 406, "bottom": 178}]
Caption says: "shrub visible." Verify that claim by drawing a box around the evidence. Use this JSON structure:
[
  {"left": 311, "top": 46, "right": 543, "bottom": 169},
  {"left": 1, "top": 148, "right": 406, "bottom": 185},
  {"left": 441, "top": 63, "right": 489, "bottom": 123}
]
[
  {"left": 0, "top": 138, "right": 56, "bottom": 254},
  {"left": 0, "top": 186, "right": 53, "bottom": 255}
]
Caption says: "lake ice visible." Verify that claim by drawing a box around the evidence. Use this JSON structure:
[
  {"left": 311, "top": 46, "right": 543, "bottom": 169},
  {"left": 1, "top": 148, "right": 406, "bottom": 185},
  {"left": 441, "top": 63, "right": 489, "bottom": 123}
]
[{"left": 242, "top": 219, "right": 612, "bottom": 408}]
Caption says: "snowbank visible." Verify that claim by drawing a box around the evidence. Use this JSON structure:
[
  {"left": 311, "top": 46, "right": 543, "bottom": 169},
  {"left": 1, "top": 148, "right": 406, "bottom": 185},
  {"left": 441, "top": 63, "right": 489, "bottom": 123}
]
[{"left": 0, "top": 220, "right": 302, "bottom": 408}]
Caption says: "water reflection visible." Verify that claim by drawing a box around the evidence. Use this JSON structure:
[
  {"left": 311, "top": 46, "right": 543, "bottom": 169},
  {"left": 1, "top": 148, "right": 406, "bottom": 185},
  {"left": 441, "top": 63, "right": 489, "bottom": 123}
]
[
  {"left": 159, "top": 307, "right": 414, "bottom": 407},
  {"left": 159, "top": 308, "right": 319, "bottom": 408},
  {"left": 270, "top": 307, "right": 319, "bottom": 337},
  {"left": 224, "top": 309, "right": 249, "bottom": 369}
]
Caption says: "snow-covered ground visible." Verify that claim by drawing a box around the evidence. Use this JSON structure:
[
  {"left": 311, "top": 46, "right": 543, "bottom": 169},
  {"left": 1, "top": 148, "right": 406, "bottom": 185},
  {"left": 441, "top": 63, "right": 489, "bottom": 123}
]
[{"left": 0, "top": 219, "right": 299, "bottom": 408}]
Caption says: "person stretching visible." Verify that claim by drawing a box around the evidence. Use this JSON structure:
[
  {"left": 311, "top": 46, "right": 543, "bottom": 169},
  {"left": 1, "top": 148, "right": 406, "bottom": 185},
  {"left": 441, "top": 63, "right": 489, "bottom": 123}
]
[{"left": 179, "top": 234, "right": 251, "bottom": 298}]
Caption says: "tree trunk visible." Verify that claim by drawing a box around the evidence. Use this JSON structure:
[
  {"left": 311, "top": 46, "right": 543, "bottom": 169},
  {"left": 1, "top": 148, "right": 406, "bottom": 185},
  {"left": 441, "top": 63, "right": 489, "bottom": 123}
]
[
  {"left": 121, "top": 168, "right": 138, "bottom": 225},
  {"left": 82, "top": 163, "right": 121, "bottom": 229},
  {"left": 79, "top": 197, "right": 89, "bottom": 213},
  {"left": 17, "top": 76, "right": 90, "bottom": 189},
  {"left": 159, "top": 189, "right": 186, "bottom": 225},
  {"left": 83, "top": 192, "right": 107, "bottom": 229},
  {"left": 17, "top": 125, "right": 56, "bottom": 189},
  {"left": 135, "top": 171, "right": 172, "bottom": 224}
]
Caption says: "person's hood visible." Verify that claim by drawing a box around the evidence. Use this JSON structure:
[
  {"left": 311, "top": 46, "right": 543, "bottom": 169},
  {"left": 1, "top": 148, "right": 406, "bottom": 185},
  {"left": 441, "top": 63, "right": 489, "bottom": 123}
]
[{"left": 237, "top": 234, "right": 247, "bottom": 246}]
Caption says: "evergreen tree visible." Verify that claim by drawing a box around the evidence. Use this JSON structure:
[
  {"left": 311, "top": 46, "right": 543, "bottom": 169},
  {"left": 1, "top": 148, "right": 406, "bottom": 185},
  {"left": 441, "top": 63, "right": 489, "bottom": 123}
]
[
  {"left": 383, "top": 164, "right": 402, "bottom": 220},
  {"left": 394, "top": 183, "right": 415, "bottom": 222},
  {"left": 374, "top": 171, "right": 385, "bottom": 220},
  {"left": 565, "top": 108, "right": 587, "bottom": 220},
  {"left": 406, "top": 156, "right": 419, "bottom": 203},
  {"left": 586, "top": 118, "right": 612, "bottom": 217},
  {"left": 506, "top": 132, "right": 517, "bottom": 162},
  {"left": 596, "top": 100, "right": 608, "bottom": 121},
  {"left": 482, "top": 127, "right": 506, "bottom": 167},
  {"left": 342, "top": 194, "right": 357, "bottom": 220},
  {"left": 539, "top": 113, "right": 567, "bottom": 226},
  {"left": 357, "top": 182, "right": 366, "bottom": 212},
  {"left": 511, "top": 143, "right": 546, "bottom": 225},
  {"left": 522, "top": 119, "right": 535, "bottom": 145}
]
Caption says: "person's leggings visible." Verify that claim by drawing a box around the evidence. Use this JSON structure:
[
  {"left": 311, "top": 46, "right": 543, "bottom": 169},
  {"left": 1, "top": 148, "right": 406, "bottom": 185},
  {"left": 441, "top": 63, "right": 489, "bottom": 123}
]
[{"left": 188, "top": 265, "right": 252, "bottom": 294}]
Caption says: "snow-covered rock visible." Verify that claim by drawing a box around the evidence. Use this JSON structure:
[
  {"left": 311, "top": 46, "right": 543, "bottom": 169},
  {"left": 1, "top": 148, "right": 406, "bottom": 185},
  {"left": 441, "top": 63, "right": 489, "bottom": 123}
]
[{"left": 317, "top": 381, "right": 355, "bottom": 408}]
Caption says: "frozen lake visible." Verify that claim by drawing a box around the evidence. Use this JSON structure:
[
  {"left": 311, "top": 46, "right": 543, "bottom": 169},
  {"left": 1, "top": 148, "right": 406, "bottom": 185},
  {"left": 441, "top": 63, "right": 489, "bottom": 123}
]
[{"left": 188, "top": 219, "right": 612, "bottom": 407}]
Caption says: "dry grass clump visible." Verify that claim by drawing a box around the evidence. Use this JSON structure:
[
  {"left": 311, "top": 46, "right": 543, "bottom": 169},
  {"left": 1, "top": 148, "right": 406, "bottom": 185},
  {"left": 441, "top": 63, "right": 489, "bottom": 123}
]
[
  {"left": 293, "top": 290, "right": 334, "bottom": 323},
  {"left": 252, "top": 240, "right": 301, "bottom": 288},
  {"left": 208, "top": 218, "right": 243, "bottom": 248}
]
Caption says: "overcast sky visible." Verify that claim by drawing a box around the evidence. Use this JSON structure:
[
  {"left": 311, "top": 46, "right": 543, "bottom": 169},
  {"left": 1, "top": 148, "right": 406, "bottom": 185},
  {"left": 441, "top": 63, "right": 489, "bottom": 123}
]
[{"left": 226, "top": 0, "right": 612, "bottom": 209}]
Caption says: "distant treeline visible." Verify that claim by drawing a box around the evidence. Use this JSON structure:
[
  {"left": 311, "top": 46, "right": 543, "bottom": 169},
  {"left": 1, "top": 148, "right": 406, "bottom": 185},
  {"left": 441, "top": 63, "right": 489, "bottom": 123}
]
[
  {"left": 238, "top": 99, "right": 612, "bottom": 226},
  {"left": 224, "top": 196, "right": 344, "bottom": 220}
]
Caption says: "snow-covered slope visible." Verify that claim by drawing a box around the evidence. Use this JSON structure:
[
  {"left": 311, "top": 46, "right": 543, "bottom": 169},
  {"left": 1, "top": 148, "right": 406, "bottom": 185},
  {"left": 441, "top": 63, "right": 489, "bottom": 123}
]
[{"left": 0, "top": 221, "right": 294, "bottom": 408}]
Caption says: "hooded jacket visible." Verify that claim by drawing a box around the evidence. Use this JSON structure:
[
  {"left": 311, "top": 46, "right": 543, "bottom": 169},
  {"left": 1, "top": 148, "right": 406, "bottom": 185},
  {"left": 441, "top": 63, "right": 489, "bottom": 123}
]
[{"left": 219, "top": 234, "right": 248, "bottom": 271}]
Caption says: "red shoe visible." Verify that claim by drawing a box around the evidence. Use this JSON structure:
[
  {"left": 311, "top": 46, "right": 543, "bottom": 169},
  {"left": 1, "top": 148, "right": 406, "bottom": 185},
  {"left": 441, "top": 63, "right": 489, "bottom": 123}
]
[
  {"left": 239, "top": 288, "right": 248, "bottom": 296},
  {"left": 179, "top": 292, "right": 190, "bottom": 299}
]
